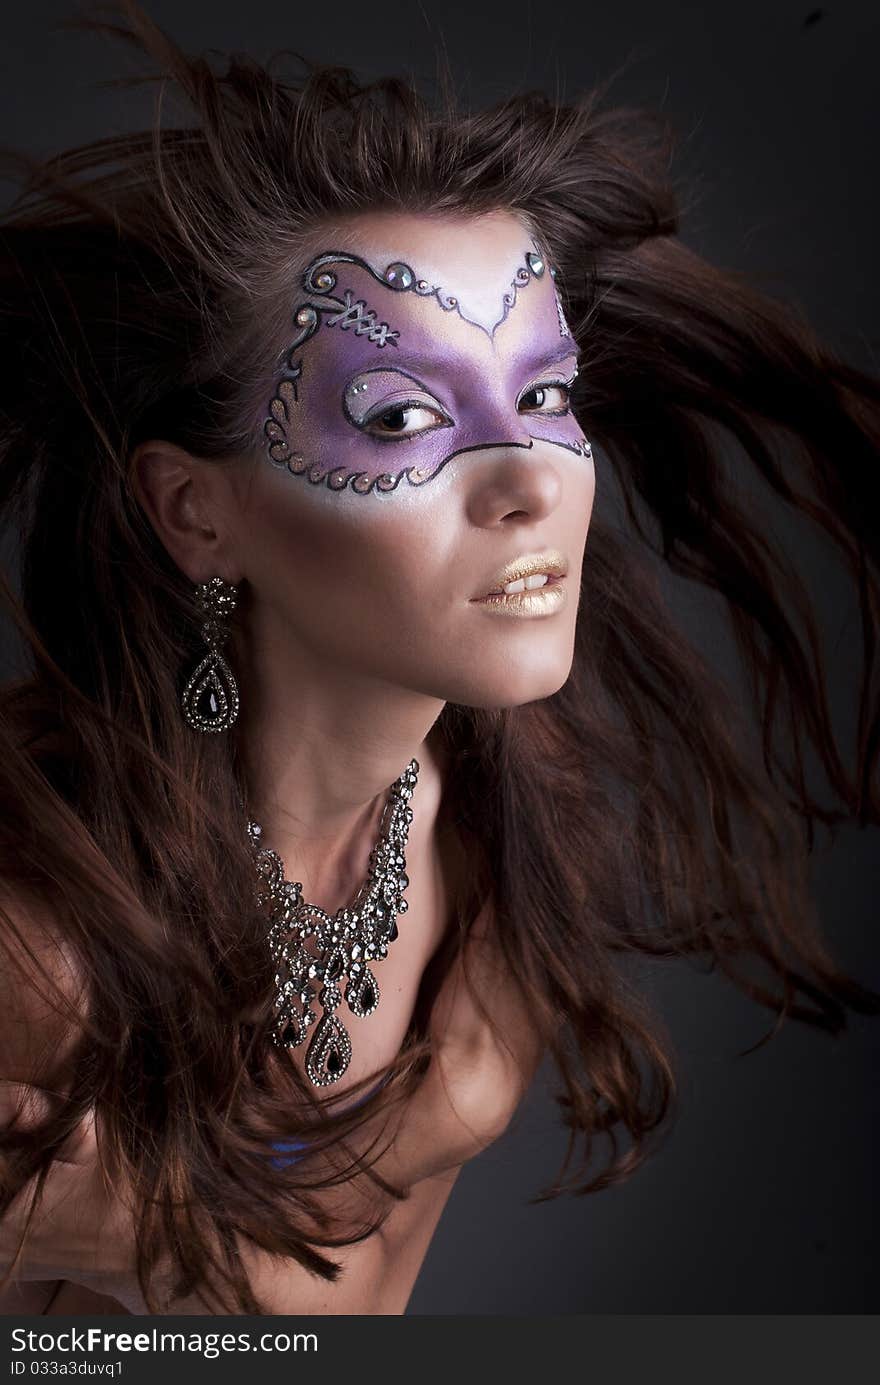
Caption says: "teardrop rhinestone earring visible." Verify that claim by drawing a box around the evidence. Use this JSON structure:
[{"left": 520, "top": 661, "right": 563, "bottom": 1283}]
[{"left": 180, "top": 576, "right": 241, "bottom": 733}]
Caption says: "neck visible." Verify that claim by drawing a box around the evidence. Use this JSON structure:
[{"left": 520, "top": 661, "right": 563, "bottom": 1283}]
[{"left": 237, "top": 630, "right": 447, "bottom": 905}]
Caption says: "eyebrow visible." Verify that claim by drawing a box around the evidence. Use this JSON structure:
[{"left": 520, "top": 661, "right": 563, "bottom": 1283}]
[{"left": 351, "top": 337, "right": 581, "bottom": 386}]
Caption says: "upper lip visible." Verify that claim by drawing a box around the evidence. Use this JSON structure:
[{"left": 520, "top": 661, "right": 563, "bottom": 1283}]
[{"left": 472, "top": 550, "right": 569, "bottom": 598}]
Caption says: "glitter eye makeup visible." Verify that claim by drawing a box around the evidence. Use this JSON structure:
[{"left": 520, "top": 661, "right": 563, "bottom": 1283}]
[
  {"left": 340, "top": 367, "right": 578, "bottom": 445},
  {"left": 516, "top": 368, "right": 579, "bottom": 417},
  {"left": 261, "top": 243, "right": 592, "bottom": 495},
  {"left": 342, "top": 369, "right": 454, "bottom": 443}
]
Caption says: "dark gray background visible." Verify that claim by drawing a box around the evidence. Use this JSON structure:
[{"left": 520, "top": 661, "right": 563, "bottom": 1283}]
[{"left": 1, "top": 1, "right": 877, "bottom": 1313}]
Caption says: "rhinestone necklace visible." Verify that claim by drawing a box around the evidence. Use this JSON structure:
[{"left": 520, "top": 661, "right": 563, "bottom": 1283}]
[{"left": 246, "top": 758, "right": 419, "bottom": 1087}]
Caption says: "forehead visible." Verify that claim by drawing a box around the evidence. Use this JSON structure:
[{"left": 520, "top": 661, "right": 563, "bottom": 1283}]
[
  {"left": 321, "top": 208, "right": 540, "bottom": 322},
  {"left": 286, "top": 208, "right": 571, "bottom": 382}
]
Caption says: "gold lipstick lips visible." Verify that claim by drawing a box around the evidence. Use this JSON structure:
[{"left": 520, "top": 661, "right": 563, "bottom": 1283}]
[
  {"left": 475, "top": 550, "right": 569, "bottom": 596},
  {"left": 469, "top": 550, "right": 569, "bottom": 617}
]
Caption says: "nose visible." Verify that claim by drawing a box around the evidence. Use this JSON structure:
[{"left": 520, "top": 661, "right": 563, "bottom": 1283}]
[{"left": 463, "top": 440, "right": 564, "bottom": 528}]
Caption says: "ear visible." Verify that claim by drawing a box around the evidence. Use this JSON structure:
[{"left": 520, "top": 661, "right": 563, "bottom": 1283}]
[{"left": 129, "top": 440, "right": 241, "bottom": 585}]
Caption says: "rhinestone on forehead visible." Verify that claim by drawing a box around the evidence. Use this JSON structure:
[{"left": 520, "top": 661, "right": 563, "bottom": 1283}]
[
  {"left": 382, "top": 261, "right": 415, "bottom": 290},
  {"left": 304, "top": 243, "right": 550, "bottom": 337},
  {"left": 372, "top": 247, "right": 546, "bottom": 337}
]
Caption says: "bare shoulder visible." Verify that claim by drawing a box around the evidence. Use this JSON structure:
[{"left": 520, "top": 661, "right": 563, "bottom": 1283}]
[
  {"left": 0, "top": 882, "right": 86, "bottom": 1086},
  {"left": 0, "top": 894, "right": 92, "bottom": 1318}
]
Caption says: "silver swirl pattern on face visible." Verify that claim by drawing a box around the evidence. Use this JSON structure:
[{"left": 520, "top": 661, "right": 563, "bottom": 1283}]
[
  {"left": 261, "top": 245, "right": 556, "bottom": 493},
  {"left": 403, "top": 250, "right": 540, "bottom": 337},
  {"left": 247, "top": 758, "right": 420, "bottom": 1087},
  {"left": 554, "top": 286, "right": 572, "bottom": 337}
]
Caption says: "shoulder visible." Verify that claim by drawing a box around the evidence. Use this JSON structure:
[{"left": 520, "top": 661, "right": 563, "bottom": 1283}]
[{"left": 0, "top": 883, "right": 86, "bottom": 1089}]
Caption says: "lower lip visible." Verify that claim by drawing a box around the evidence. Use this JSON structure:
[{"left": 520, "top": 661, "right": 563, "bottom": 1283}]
[{"left": 469, "top": 576, "right": 567, "bottom": 617}]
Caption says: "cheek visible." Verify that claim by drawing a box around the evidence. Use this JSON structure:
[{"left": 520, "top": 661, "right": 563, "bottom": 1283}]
[
  {"left": 585, "top": 459, "right": 597, "bottom": 521},
  {"left": 571, "top": 451, "right": 596, "bottom": 524},
  {"left": 245, "top": 474, "right": 460, "bottom": 626}
]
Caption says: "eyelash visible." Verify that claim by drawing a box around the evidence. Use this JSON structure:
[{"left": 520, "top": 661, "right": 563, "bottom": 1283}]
[
  {"left": 359, "top": 378, "right": 576, "bottom": 444},
  {"left": 518, "top": 380, "right": 574, "bottom": 416}
]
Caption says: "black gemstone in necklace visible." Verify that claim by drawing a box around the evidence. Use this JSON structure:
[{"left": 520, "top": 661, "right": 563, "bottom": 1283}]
[{"left": 249, "top": 757, "right": 420, "bottom": 1087}]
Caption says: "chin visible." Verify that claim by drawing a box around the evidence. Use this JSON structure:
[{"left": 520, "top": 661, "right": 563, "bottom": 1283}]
[{"left": 436, "top": 649, "right": 576, "bottom": 710}]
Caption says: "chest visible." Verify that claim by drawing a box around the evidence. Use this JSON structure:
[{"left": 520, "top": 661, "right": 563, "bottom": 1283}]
[{"left": 278, "top": 813, "right": 458, "bottom": 1099}]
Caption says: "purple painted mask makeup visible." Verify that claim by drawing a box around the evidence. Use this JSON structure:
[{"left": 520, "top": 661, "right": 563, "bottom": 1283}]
[{"left": 261, "top": 238, "right": 592, "bottom": 496}]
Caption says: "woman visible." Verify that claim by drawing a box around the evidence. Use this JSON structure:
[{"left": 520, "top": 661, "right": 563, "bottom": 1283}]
[{"left": 1, "top": 3, "right": 878, "bottom": 1315}]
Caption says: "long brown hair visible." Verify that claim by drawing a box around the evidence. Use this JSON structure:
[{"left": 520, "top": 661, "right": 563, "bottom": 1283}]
[{"left": 1, "top": 1, "right": 877, "bottom": 1313}]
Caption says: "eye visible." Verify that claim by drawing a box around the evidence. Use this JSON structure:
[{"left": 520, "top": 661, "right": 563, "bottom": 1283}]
[
  {"left": 360, "top": 400, "right": 452, "bottom": 443},
  {"left": 518, "top": 380, "right": 574, "bottom": 416}
]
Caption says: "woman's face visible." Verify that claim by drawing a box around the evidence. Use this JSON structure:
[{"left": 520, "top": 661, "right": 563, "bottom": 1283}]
[{"left": 226, "top": 207, "right": 595, "bottom": 709}]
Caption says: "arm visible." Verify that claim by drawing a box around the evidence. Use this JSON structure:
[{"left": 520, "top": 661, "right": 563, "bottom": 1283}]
[
  {"left": 167, "top": 894, "right": 541, "bottom": 1315},
  {"left": 0, "top": 886, "right": 113, "bottom": 1313},
  {"left": 1, "top": 893, "right": 541, "bottom": 1314},
  {"left": 371, "top": 892, "right": 545, "bottom": 1185}
]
